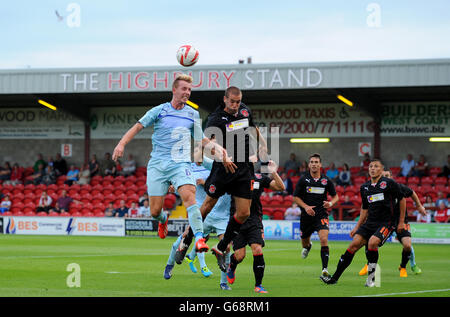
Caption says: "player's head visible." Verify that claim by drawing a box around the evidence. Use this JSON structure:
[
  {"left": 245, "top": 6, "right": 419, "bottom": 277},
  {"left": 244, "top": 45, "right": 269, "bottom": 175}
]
[
  {"left": 369, "top": 158, "right": 384, "bottom": 178},
  {"left": 308, "top": 153, "right": 322, "bottom": 173},
  {"left": 172, "top": 74, "right": 193, "bottom": 103},
  {"left": 382, "top": 169, "right": 392, "bottom": 178},
  {"left": 223, "top": 86, "right": 242, "bottom": 115}
]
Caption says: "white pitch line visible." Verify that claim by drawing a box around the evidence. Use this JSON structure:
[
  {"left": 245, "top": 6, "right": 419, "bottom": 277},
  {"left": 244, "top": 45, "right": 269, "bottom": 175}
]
[{"left": 354, "top": 288, "right": 450, "bottom": 297}]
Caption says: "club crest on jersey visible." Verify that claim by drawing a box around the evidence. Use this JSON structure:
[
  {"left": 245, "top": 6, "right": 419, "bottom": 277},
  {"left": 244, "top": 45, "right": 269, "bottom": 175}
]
[
  {"left": 209, "top": 185, "right": 216, "bottom": 194},
  {"left": 240, "top": 109, "right": 249, "bottom": 117},
  {"left": 255, "top": 173, "right": 262, "bottom": 179},
  {"left": 380, "top": 181, "right": 387, "bottom": 189},
  {"left": 321, "top": 178, "right": 328, "bottom": 186}
]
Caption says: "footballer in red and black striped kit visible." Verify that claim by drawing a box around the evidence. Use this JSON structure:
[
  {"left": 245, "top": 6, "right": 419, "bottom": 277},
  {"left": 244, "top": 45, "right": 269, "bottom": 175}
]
[{"left": 293, "top": 153, "right": 339, "bottom": 278}]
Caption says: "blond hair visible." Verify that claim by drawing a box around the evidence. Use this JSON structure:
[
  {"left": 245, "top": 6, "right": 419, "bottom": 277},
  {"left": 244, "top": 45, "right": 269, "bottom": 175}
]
[{"left": 172, "top": 74, "right": 193, "bottom": 89}]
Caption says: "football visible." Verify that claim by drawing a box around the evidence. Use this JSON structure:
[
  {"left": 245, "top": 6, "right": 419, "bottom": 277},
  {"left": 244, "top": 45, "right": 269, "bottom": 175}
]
[{"left": 176, "top": 45, "right": 199, "bottom": 67}]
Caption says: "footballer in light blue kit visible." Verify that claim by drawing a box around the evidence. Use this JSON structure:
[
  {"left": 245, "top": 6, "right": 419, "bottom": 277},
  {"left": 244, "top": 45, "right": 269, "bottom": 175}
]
[
  {"left": 112, "top": 75, "right": 210, "bottom": 253},
  {"left": 164, "top": 156, "right": 233, "bottom": 290}
]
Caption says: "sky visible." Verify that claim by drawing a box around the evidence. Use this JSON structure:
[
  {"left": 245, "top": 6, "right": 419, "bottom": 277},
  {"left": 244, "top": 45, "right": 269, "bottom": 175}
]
[{"left": 1, "top": 0, "right": 450, "bottom": 69}]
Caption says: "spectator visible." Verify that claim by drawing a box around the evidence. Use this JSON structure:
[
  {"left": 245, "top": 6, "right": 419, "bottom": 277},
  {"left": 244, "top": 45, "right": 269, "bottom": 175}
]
[
  {"left": 417, "top": 195, "right": 433, "bottom": 223},
  {"left": 99, "top": 152, "right": 116, "bottom": 176},
  {"left": 47, "top": 156, "right": 55, "bottom": 168},
  {"left": 139, "top": 192, "right": 149, "bottom": 206},
  {"left": 284, "top": 202, "right": 301, "bottom": 220},
  {"left": 340, "top": 195, "right": 358, "bottom": 219},
  {"left": 359, "top": 153, "right": 371, "bottom": 176},
  {"left": 3, "top": 163, "right": 23, "bottom": 185},
  {"left": 337, "top": 163, "right": 352, "bottom": 186},
  {"left": 25, "top": 163, "right": 46, "bottom": 185},
  {"left": 104, "top": 202, "right": 115, "bottom": 217},
  {"left": 50, "top": 201, "right": 62, "bottom": 214},
  {"left": 114, "top": 200, "right": 128, "bottom": 217},
  {"left": 326, "top": 162, "right": 339, "bottom": 185},
  {"left": 437, "top": 154, "right": 450, "bottom": 178},
  {"left": 36, "top": 191, "right": 53, "bottom": 213},
  {"left": 128, "top": 202, "right": 140, "bottom": 218},
  {"left": 138, "top": 199, "right": 151, "bottom": 218},
  {"left": 64, "top": 165, "right": 80, "bottom": 185},
  {"left": 0, "top": 162, "right": 12, "bottom": 181},
  {"left": 399, "top": 154, "right": 415, "bottom": 177},
  {"left": 277, "top": 172, "right": 293, "bottom": 196},
  {"left": 42, "top": 165, "right": 57, "bottom": 185},
  {"left": 53, "top": 153, "right": 68, "bottom": 176},
  {"left": 0, "top": 195, "right": 11, "bottom": 214},
  {"left": 414, "top": 154, "right": 429, "bottom": 177},
  {"left": 33, "top": 153, "right": 47, "bottom": 172},
  {"left": 57, "top": 190, "right": 82, "bottom": 213},
  {"left": 435, "top": 191, "right": 448, "bottom": 208},
  {"left": 89, "top": 155, "right": 100, "bottom": 177},
  {"left": 76, "top": 164, "right": 91, "bottom": 185},
  {"left": 434, "top": 201, "right": 450, "bottom": 223},
  {"left": 121, "top": 154, "right": 137, "bottom": 176},
  {"left": 297, "top": 161, "right": 308, "bottom": 178},
  {"left": 284, "top": 153, "right": 299, "bottom": 175}
]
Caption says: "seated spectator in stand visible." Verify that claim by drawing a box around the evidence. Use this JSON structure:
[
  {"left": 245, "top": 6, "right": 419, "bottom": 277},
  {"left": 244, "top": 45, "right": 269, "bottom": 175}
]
[
  {"left": 297, "top": 161, "right": 308, "bottom": 178},
  {"left": 53, "top": 153, "right": 68, "bottom": 176},
  {"left": 57, "top": 190, "right": 82, "bottom": 213},
  {"left": 418, "top": 195, "right": 435, "bottom": 223},
  {"left": 104, "top": 202, "right": 115, "bottom": 217},
  {"left": 50, "top": 201, "right": 62, "bottom": 214},
  {"left": 399, "top": 153, "right": 415, "bottom": 177},
  {"left": 121, "top": 154, "right": 137, "bottom": 176},
  {"left": 25, "top": 163, "right": 46, "bottom": 185},
  {"left": 414, "top": 154, "right": 429, "bottom": 177},
  {"left": 434, "top": 201, "right": 450, "bottom": 223},
  {"left": 89, "top": 155, "right": 100, "bottom": 177},
  {"left": 277, "top": 172, "right": 293, "bottom": 196},
  {"left": 47, "top": 156, "right": 55, "bottom": 169},
  {"left": 337, "top": 163, "right": 352, "bottom": 186},
  {"left": 42, "top": 165, "right": 57, "bottom": 185},
  {"left": 284, "top": 153, "right": 299, "bottom": 175},
  {"left": 114, "top": 200, "right": 128, "bottom": 217},
  {"left": 139, "top": 193, "right": 149, "bottom": 206},
  {"left": 76, "top": 164, "right": 91, "bottom": 185},
  {"left": 100, "top": 152, "right": 116, "bottom": 176},
  {"left": 284, "top": 202, "right": 301, "bottom": 220},
  {"left": 435, "top": 191, "right": 448, "bottom": 208},
  {"left": 359, "top": 153, "right": 371, "bottom": 176},
  {"left": 138, "top": 199, "right": 151, "bottom": 218},
  {"left": 36, "top": 191, "right": 53, "bottom": 213},
  {"left": 437, "top": 154, "right": 450, "bottom": 178},
  {"left": 0, "top": 195, "right": 11, "bottom": 214},
  {"left": 0, "top": 162, "right": 12, "bottom": 182},
  {"left": 340, "top": 195, "right": 358, "bottom": 219},
  {"left": 326, "top": 162, "right": 339, "bottom": 184},
  {"left": 4, "top": 163, "right": 23, "bottom": 185},
  {"left": 127, "top": 202, "right": 140, "bottom": 218},
  {"left": 33, "top": 153, "right": 47, "bottom": 172},
  {"left": 64, "top": 165, "right": 80, "bottom": 185}
]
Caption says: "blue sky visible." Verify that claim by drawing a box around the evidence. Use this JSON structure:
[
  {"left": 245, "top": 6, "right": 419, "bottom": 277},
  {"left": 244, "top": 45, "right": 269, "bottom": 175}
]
[{"left": 1, "top": 0, "right": 449, "bottom": 69}]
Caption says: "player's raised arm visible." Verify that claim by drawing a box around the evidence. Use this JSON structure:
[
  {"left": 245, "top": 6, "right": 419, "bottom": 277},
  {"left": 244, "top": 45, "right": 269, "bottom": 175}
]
[
  {"left": 267, "top": 160, "right": 285, "bottom": 192},
  {"left": 112, "top": 122, "right": 144, "bottom": 161}
]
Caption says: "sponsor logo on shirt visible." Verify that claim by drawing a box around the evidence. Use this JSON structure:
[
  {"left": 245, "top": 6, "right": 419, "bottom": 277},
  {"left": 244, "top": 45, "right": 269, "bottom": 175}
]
[
  {"left": 306, "top": 186, "right": 325, "bottom": 194},
  {"left": 225, "top": 118, "right": 249, "bottom": 132},
  {"left": 368, "top": 193, "right": 384, "bottom": 203}
]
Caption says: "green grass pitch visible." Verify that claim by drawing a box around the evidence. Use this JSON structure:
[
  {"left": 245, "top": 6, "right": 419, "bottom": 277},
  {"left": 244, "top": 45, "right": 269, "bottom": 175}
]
[{"left": 0, "top": 234, "right": 449, "bottom": 297}]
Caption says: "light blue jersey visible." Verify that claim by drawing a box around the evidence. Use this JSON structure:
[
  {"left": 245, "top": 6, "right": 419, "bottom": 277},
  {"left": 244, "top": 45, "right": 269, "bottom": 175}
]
[
  {"left": 191, "top": 158, "right": 231, "bottom": 223},
  {"left": 139, "top": 102, "right": 203, "bottom": 163}
]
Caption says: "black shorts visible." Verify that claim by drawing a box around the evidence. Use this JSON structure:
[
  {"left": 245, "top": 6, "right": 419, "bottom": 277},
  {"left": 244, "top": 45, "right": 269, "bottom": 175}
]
[
  {"left": 205, "top": 163, "right": 254, "bottom": 199},
  {"left": 232, "top": 216, "right": 265, "bottom": 250},
  {"left": 396, "top": 223, "right": 412, "bottom": 242},
  {"left": 355, "top": 221, "right": 394, "bottom": 246},
  {"left": 300, "top": 211, "right": 329, "bottom": 239}
]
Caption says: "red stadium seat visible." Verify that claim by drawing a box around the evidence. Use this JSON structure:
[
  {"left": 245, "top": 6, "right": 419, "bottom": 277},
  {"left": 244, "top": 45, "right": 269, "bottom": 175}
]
[
  {"left": 429, "top": 167, "right": 442, "bottom": 176},
  {"left": 37, "top": 211, "right": 47, "bottom": 217},
  {"left": 25, "top": 211, "right": 36, "bottom": 217},
  {"left": 60, "top": 212, "right": 71, "bottom": 217},
  {"left": 420, "top": 176, "right": 434, "bottom": 186},
  {"left": 395, "top": 176, "right": 407, "bottom": 184},
  {"left": 72, "top": 211, "right": 83, "bottom": 217},
  {"left": 48, "top": 211, "right": 60, "bottom": 217},
  {"left": 272, "top": 209, "right": 285, "bottom": 220},
  {"left": 82, "top": 211, "right": 95, "bottom": 217},
  {"left": 14, "top": 210, "right": 25, "bottom": 216},
  {"left": 2, "top": 211, "right": 13, "bottom": 216},
  {"left": 407, "top": 177, "right": 420, "bottom": 185},
  {"left": 94, "top": 211, "right": 105, "bottom": 218},
  {"left": 435, "top": 177, "right": 448, "bottom": 186}
]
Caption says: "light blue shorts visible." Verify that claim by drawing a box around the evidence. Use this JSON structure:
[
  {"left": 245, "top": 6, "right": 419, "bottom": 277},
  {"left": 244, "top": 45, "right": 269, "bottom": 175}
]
[
  {"left": 203, "top": 215, "right": 229, "bottom": 236},
  {"left": 146, "top": 159, "right": 195, "bottom": 196}
]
